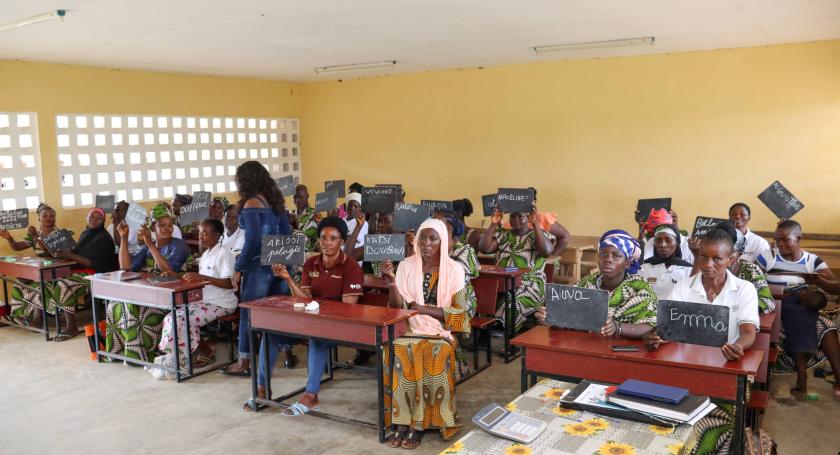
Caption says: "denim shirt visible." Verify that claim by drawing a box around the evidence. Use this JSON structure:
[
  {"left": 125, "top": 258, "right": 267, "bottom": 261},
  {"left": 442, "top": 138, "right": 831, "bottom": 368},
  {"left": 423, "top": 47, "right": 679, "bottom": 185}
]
[
  {"left": 130, "top": 237, "right": 189, "bottom": 272},
  {"left": 234, "top": 207, "right": 292, "bottom": 273}
]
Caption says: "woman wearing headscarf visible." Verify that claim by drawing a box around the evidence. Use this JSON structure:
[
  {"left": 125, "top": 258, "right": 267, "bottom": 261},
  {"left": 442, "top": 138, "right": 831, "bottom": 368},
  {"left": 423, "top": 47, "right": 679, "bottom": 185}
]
[
  {"left": 105, "top": 203, "right": 189, "bottom": 362},
  {"left": 379, "top": 219, "right": 472, "bottom": 449},
  {"left": 539, "top": 230, "right": 657, "bottom": 337},
  {"left": 209, "top": 196, "right": 229, "bottom": 221},
  {"left": 639, "top": 224, "right": 693, "bottom": 298}
]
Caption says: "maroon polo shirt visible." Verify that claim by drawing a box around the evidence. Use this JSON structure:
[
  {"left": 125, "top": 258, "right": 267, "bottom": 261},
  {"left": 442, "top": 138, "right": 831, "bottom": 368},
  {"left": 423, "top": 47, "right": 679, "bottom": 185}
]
[{"left": 301, "top": 251, "right": 364, "bottom": 301}]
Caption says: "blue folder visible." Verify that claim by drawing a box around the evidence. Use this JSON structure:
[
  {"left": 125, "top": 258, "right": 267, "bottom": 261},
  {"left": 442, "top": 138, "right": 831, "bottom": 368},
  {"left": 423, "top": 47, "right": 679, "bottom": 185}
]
[{"left": 616, "top": 379, "right": 689, "bottom": 404}]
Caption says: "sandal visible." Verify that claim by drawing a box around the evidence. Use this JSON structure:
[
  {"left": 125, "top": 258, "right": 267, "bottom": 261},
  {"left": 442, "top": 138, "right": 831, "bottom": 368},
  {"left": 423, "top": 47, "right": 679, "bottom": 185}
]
[
  {"left": 192, "top": 354, "right": 215, "bottom": 369},
  {"left": 401, "top": 429, "right": 423, "bottom": 449},
  {"left": 53, "top": 331, "right": 80, "bottom": 342},
  {"left": 386, "top": 428, "right": 408, "bottom": 448},
  {"left": 281, "top": 401, "right": 319, "bottom": 416},
  {"left": 220, "top": 365, "right": 251, "bottom": 377}
]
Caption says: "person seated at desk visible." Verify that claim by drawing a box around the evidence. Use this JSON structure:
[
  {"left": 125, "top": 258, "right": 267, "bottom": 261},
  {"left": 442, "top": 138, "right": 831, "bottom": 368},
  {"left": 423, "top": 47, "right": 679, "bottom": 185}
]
[
  {"left": 208, "top": 196, "right": 229, "bottom": 221},
  {"left": 728, "top": 202, "right": 769, "bottom": 264},
  {"left": 0, "top": 203, "right": 71, "bottom": 256},
  {"left": 494, "top": 190, "right": 571, "bottom": 257},
  {"left": 645, "top": 226, "right": 759, "bottom": 455},
  {"left": 478, "top": 207, "right": 553, "bottom": 329},
  {"left": 252, "top": 216, "right": 363, "bottom": 413},
  {"left": 536, "top": 229, "right": 657, "bottom": 337},
  {"left": 639, "top": 224, "right": 693, "bottom": 298},
  {"left": 106, "top": 204, "right": 189, "bottom": 362},
  {"left": 713, "top": 221, "right": 775, "bottom": 314},
  {"left": 106, "top": 200, "right": 138, "bottom": 253},
  {"left": 452, "top": 198, "right": 474, "bottom": 244},
  {"left": 343, "top": 192, "right": 368, "bottom": 266},
  {"left": 367, "top": 212, "right": 415, "bottom": 277},
  {"left": 638, "top": 208, "right": 694, "bottom": 264},
  {"left": 157, "top": 218, "right": 237, "bottom": 369},
  {"left": 380, "top": 218, "right": 472, "bottom": 449},
  {"left": 756, "top": 220, "right": 840, "bottom": 398},
  {"left": 221, "top": 203, "right": 244, "bottom": 255},
  {"left": 291, "top": 184, "right": 319, "bottom": 252}
]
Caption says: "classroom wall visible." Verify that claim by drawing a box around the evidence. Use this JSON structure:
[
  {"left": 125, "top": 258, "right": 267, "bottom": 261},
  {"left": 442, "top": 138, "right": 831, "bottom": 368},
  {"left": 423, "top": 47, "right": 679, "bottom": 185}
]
[
  {"left": 299, "top": 40, "right": 840, "bottom": 237},
  {"left": 0, "top": 60, "right": 301, "bottom": 254}
]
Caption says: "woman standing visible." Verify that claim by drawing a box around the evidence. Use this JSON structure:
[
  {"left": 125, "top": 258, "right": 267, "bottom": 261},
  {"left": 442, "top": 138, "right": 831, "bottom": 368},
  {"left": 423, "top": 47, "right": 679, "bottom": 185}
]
[{"left": 221, "top": 161, "right": 293, "bottom": 376}]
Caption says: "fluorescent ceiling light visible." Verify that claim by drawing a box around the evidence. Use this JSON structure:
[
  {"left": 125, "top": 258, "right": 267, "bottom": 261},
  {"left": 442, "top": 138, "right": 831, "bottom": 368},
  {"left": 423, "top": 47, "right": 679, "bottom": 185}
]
[
  {"left": 314, "top": 60, "right": 397, "bottom": 74},
  {"left": 0, "top": 9, "right": 67, "bottom": 33},
  {"left": 534, "top": 36, "right": 654, "bottom": 54}
]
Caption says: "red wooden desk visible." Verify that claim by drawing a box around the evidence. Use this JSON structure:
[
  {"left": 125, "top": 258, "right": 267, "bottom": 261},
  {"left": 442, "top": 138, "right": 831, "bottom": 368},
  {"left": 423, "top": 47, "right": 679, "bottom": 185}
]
[
  {"left": 240, "top": 295, "right": 416, "bottom": 443},
  {"left": 512, "top": 326, "right": 763, "bottom": 455},
  {"left": 87, "top": 271, "right": 208, "bottom": 382},
  {"left": 478, "top": 264, "right": 528, "bottom": 363},
  {"left": 0, "top": 255, "right": 76, "bottom": 341}
]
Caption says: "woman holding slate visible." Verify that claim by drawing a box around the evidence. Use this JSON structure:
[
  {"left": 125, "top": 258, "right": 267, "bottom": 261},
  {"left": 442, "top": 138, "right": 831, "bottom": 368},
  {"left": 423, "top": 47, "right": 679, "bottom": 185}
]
[
  {"left": 221, "top": 161, "right": 293, "bottom": 377},
  {"left": 728, "top": 202, "right": 770, "bottom": 264}
]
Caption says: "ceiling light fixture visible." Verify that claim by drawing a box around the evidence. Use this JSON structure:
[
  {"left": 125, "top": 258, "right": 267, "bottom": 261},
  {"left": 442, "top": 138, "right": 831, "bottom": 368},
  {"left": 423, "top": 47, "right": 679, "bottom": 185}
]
[
  {"left": 0, "top": 9, "right": 67, "bottom": 33},
  {"left": 314, "top": 60, "right": 397, "bottom": 74},
  {"left": 534, "top": 36, "right": 654, "bottom": 54}
]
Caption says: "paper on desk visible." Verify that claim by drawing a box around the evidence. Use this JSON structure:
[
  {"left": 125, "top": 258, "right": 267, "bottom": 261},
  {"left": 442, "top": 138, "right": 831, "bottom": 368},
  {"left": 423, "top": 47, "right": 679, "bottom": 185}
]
[
  {"left": 574, "top": 383, "right": 625, "bottom": 411},
  {"left": 687, "top": 403, "right": 717, "bottom": 425}
]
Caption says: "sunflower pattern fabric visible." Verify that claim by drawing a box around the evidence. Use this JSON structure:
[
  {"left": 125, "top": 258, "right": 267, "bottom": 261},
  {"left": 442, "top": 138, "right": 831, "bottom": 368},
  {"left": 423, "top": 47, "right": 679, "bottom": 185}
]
[
  {"left": 105, "top": 301, "right": 166, "bottom": 362},
  {"left": 491, "top": 228, "right": 553, "bottom": 328},
  {"left": 732, "top": 260, "right": 775, "bottom": 313},
  {"left": 576, "top": 272, "right": 658, "bottom": 325},
  {"left": 383, "top": 273, "right": 471, "bottom": 441},
  {"left": 9, "top": 272, "right": 90, "bottom": 320},
  {"left": 440, "top": 379, "right": 693, "bottom": 454}
]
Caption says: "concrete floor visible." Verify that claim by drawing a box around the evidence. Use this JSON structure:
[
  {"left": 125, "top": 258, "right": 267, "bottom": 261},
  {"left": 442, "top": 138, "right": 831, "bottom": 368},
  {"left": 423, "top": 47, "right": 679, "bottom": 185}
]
[{"left": 2, "top": 325, "right": 839, "bottom": 455}]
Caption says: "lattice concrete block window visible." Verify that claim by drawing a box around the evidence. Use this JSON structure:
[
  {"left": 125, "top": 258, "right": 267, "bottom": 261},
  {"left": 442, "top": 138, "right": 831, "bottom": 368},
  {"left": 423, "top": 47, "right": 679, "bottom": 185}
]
[
  {"left": 56, "top": 114, "right": 300, "bottom": 208},
  {"left": 0, "top": 112, "right": 45, "bottom": 210}
]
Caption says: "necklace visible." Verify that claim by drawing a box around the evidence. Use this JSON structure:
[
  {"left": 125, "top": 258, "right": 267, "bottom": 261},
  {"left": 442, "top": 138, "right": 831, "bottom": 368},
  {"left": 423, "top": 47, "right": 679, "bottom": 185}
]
[{"left": 706, "top": 279, "right": 726, "bottom": 301}]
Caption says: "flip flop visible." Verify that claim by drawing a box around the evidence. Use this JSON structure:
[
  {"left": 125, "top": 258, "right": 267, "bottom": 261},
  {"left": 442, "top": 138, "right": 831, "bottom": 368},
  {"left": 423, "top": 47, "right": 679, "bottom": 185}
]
[
  {"left": 219, "top": 365, "right": 251, "bottom": 377},
  {"left": 281, "top": 401, "right": 319, "bottom": 416},
  {"left": 192, "top": 354, "right": 215, "bottom": 369},
  {"left": 53, "top": 332, "right": 80, "bottom": 342}
]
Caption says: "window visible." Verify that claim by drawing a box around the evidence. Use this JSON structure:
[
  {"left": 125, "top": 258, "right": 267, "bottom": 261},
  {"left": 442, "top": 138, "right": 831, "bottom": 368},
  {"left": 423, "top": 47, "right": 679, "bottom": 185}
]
[
  {"left": 0, "top": 112, "right": 44, "bottom": 210},
  {"left": 56, "top": 114, "right": 300, "bottom": 207}
]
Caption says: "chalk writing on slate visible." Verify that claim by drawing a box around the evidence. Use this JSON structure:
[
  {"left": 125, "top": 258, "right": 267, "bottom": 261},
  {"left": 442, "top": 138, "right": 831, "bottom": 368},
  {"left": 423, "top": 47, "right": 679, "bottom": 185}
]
[
  {"left": 260, "top": 234, "right": 306, "bottom": 266},
  {"left": 657, "top": 299, "right": 730, "bottom": 347},
  {"left": 636, "top": 198, "right": 672, "bottom": 222},
  {"left": 315, "top": 191, "right": 338, "bottom": 212},
  {"left": 362, "top": 187, "right": 398, "bottom": 214},
  {"left": 375, "top": 184, "right": 404, "bottom": 202},
  {"left": 125, "top": 203, "right": 147, "bottom": 230},
  {"left": 325, "top": 180, "right": 346, "bottom": 198},
  {"left": 421, "top": 200, "right": 453, "bottom": 213},
  {"left": 481, "top": 194, "right": 498, "bottom": 217},
  {"left": 95, "top": 195, "right": 116, "bottom": 213},
  {"left": 0, "top": 209, "right": 29, "bottom": 230},
  {"left": 42, "top": 229, "right": 76, "bottom": 256},
  {"left": 692, "top": 216, "right": 728, "bottom": 239},
  {"left": 276, "top": 175, "right": 296, "bottom": 198},
  {"left": 757, "top": 180, "right": 804, "bottom": 220},
  {"left": 179, "top": 195, "right": 211, "bottom": 225},
  {"left": 363, "top": 234, "right": 406, "bottom": 262},
  {"left": 496, "top": 188, "right": 534, "bottom": 214},
  {"left": 393, "top": 202, "right": 430, "bottom": 232},
  {"left": 544, "top": 284, "right": 609, "bottom": 332},
  {"left": 192, "top": 191, "right": 211, "bottom": 204}
]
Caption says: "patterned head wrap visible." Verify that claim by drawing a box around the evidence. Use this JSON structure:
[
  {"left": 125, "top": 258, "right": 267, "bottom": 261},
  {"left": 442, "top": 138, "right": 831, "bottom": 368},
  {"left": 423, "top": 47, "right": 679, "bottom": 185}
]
[
  {"left": 599, "top": 229, "right": 642, "bottom": 274},
  {"left": 150, "top": 203, "right": 175, "bottom": 221},
  {"left": 438, "top": 210, "right": 465, "bottom": 237},
  {"left": 642, "top": 208, "right": 673, "bottom": 235},
  {"left": 211, "top": 196, "right": 230, "bottom": 209},
  {"left": 88, "top": 208, "right": 106, "bottom": 219}
]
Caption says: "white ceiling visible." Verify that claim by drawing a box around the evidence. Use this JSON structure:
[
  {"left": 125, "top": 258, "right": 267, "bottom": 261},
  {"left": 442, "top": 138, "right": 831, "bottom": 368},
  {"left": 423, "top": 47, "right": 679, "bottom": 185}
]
[{"left": 1, "top": 0, "right": 838, "bottom": 82}]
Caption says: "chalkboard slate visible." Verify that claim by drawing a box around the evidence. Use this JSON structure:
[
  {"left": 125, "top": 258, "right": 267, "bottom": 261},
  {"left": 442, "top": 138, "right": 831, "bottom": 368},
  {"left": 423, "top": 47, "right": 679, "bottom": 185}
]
[
  {"left": 496, "top": 188, "right": 534, "bottom": 213},
  {"left": 393, "top": 203, "right": 430, "bottom": 232},
  {"left": 315, "top": 191, "right": 338, "bottom": 212},
  {"left": 656, "top": 299, "right": 730, "bottom": 347},
  {"left": 42, "top": 229, "right": 76, "bottom": 255},
  {"left": 95, "top": 195, "right": 116, "bottom": 213},
  {"left": 179, "top": 196, "right": 211, "bottom": 225},
  {"left": 260, "top": 234, "right": 306, "bottom": 266},
  {"left": 421, "top": 200, "right": 453, "bottom": 213},
  {"left": 544, "top": 284, "right": 609, "bottom": 332},
  {"left": 325, "top": 180, "right": 345, "bottom": 198},
  {"left": 758, "top": 180, "right": 804, "bottom": 219},
  {"left": 363, "top": 234, "right": 406, "bottom": 262},
  {"left": 375, "top": 183, "right": 402, "bottom": 199},
  {"left": 691, "top": 216, "right": 728, "bottom": 239},
  {"left": 482, "top": 193, "right": 498, "bottom": 217},
  {"left": 636, "top": 198, "right": 672, "bottom": 222},
  {"left": 276, "top": 175, "right": 296, "bottom": 198},
  {"left": 125, "top": 203, "right": 147, "bottom": 230},
  {"left": 362, "top": 187, "right": 398, "bottom": 214},
  {"left": 0, "top": 209, "right": 29, "bottom": 230}
]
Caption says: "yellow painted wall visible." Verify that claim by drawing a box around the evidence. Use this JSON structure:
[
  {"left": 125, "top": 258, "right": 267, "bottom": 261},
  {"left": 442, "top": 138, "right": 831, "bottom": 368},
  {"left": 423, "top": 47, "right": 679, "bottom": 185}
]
[
  {"left": 0, "top": 60, "right": 301, "bottom": 254},
  {"left": 300, "top": 40, "right": 840, "bottom": 237}
]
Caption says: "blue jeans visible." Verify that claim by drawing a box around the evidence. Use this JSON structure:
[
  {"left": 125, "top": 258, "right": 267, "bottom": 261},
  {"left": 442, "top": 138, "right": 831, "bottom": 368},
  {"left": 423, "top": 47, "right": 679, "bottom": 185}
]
[
  {"left": 258, "top": 338, "right": 334, "bottom": 395},
  {"left": 237, "top": 265, "right": 288, "bottom": 360}
]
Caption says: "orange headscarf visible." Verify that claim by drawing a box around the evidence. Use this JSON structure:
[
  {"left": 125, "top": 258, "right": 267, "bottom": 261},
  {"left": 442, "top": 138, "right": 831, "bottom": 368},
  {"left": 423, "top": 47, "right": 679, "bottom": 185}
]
[{"left": 394, "top": 218, "right": 465, "bottom": 340}]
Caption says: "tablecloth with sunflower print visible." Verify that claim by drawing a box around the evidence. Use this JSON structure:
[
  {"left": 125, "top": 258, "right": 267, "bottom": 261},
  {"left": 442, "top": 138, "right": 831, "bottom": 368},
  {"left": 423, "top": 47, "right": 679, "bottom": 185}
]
[{"left": 440, "top": 379, "right": 690, "bottom": 455}]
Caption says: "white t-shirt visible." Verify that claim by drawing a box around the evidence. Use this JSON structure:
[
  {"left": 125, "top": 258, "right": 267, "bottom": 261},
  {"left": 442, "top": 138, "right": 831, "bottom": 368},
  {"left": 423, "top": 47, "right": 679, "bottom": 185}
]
[
  {"left": 639, "top": 262, "right": 692, "bottom": 299},
  {"left": 107, "top": 223, "right": 139, "bottom": 253},
  {"left": 344, "top": 218, "right": 369, "bottom": 266},
  {"left": 667, "top": 270, "right": 760, "bottom": 345},
  {"left": 198, "top": 242, "right": 238, "bottom": 310},
  {"left": 643, "top": 236, "right": 694, "bottom": 265},
  {"left": 222, "top": 227, "right": 245, "bottom": 255},
  {"left": 741, "top": 229, "right": 770, "bottom": 264}
]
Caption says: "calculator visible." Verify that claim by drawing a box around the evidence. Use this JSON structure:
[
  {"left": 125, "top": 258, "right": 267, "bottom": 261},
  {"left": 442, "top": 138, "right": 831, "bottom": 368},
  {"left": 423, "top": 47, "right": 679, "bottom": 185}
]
[{"left": 472, "top": 403, "right": 547, "bottom": 444}]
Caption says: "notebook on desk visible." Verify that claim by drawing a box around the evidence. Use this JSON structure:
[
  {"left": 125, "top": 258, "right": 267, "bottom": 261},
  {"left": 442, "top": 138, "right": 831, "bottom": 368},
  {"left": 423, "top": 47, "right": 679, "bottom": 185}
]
[{"left": 616, "top": 379, "right": 689, "bottom": 404}]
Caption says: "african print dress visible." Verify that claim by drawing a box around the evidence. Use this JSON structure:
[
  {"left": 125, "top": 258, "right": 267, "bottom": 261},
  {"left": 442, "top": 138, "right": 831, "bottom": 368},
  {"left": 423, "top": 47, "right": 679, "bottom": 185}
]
[
  {"left": 732, "top": 260, "right": 775, "bottom": 314},
  {"left": 575, "top": 273, "right": 657, "bottom": 325},
  {"left": 492, "top": 228, "right": 553, "bottom": 328},
  {"left": 294, "top": 207, "right": 318, "bottom": 252},
  {"left": 383, "top": 272, "right": 471, "bottom": 441}
]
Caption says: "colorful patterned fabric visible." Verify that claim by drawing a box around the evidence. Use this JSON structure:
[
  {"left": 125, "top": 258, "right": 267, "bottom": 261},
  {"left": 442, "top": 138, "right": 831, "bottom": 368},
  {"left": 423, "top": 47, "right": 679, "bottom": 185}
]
[
  {"left": 294, "top": 206, "right": 318, "bottom": 251},
  {"left": 492, "top": 227, "right": 552, "bottom": 327},
  {"left": 158, "top": 302, "right": 234, "bottom": 364},
  {"left": 23, "top": 228, "right": 74, "bottom": 255},
  {"left": 576, "top": 272, "right": 657, "bottom": 325},
  {"left": 10, "top": 272, "right": 90, "bottom": 319},
  {"left": 451, "top": 242, "right": 478, "bottom": 320},
  {"left": 773, "top": 314, "right": 838, "bottom": 374},
  {"left": 732, "top": 260, "right": 775, "bottom": 313},
  {"left": 684, "top": 404, "right": 734, "bottom": 455},
  {"left": 105, "top": 301, "right": 166, "bottom": 362}
]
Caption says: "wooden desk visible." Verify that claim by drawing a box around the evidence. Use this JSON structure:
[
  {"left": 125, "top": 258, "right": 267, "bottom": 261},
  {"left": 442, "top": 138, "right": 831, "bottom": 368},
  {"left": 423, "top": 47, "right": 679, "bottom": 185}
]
[
  {"left": 758, "top": 312, "right": 776, "bottom": 333},
  {"left": 0, "top": 256, "right": 76, "bottom": 341},
  {"left": 241, "top": 295, "right": 416, "bottom": 443},
  {"left": 87, "top": 271, "right": 208, "bottom": 382},
  {"left": 478, "top": 264, "right": 528, "bottom": 363},
  {"left": 512, "top": 326, "right": 763, "bottom": 455}
]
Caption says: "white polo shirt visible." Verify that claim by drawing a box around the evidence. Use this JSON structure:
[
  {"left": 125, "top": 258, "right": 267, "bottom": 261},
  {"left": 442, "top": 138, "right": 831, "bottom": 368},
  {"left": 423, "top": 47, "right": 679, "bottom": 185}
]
[
  {"left": 667, "top": 270, "right": 760, "bottom": 345},
  {"left": 740, "top": 229, "right": 770, "bottom": 264},
  {"left": 222, "top": 227, "right": 245, "bottom": 255},
  {"left": 639, "top": 263, "right": 692, "bottom": 299},
  {"left": 643, "top": 236, "right": 694, "bottom": 264},
  {"left": 198, "top": 242, "right": 238, "bottom": 310}
]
